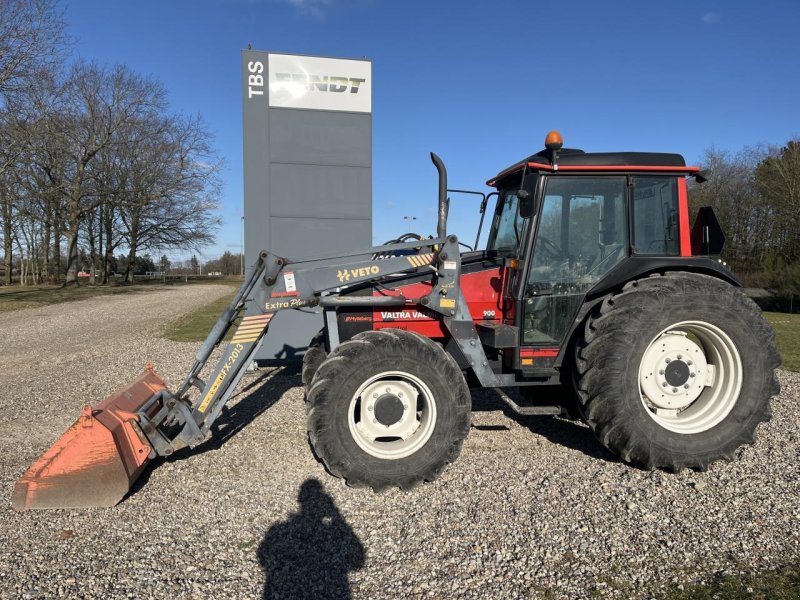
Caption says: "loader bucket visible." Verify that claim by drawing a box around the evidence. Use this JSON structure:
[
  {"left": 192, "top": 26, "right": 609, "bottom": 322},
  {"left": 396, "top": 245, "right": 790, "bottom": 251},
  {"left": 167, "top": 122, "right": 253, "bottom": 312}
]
[{"left": 11, "top": 368, "right": 167, "bottom": 510}]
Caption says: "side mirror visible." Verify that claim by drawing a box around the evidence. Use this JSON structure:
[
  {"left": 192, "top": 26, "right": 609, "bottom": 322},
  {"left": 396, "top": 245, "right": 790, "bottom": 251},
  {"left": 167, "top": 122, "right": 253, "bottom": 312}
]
[{"left": 518, "top": 189, "right": 536, "bottom": 219}]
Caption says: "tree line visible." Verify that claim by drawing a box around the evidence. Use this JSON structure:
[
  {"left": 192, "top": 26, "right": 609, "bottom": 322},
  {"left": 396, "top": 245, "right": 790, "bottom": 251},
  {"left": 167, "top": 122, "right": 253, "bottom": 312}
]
[
  {"left": 3, "top": 3, "right": 799, "bottom": 292},
  {"left": 112, "top": 251, "right": 244, "bottom": 277},
  {"left": 0, "top": 0, "right": 221, "bottom": 287},
  {"left": 689, "top": 139, "right": 800, "bottom": 292}
]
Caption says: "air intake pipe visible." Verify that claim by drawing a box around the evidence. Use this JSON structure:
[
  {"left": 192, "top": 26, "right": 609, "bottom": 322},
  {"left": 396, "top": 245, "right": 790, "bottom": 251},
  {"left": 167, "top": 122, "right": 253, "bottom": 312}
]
[{"left": 431, "top": 152, "right": 449, "bottom": 240}]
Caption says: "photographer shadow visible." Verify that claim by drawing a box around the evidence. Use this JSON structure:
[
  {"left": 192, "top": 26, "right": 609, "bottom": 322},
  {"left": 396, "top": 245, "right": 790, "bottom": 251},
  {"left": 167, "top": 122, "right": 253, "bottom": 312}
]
[{"left": 258, "top": 478, "right": 365, "bottom": 599}]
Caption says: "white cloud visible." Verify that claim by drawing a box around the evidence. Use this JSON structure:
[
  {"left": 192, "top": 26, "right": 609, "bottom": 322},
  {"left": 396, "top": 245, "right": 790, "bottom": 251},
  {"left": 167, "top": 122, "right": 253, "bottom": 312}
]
[
  {"left": 285, "top": 0, "right": 332, "bottom": 20},
  {"left": 701, "top": 12, "right": 721, "bottom": 25}
]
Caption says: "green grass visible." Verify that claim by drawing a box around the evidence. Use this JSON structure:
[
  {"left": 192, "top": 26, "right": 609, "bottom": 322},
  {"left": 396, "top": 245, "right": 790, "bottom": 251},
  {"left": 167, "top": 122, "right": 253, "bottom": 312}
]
[
  {"left": 0, "top": 276, "right": 240, "bottom": 314},
  {"left": 162, "top": 287, "right": 238, "bottom": 342},
  {"left": 0, "top": 282, "right": 145, "bottom": 312},
  {"left": 662, "top": 564, "right": 799, "bottom": 600},
  {"left": 763, "top": 311, "right": 800, "bottom": 371}
]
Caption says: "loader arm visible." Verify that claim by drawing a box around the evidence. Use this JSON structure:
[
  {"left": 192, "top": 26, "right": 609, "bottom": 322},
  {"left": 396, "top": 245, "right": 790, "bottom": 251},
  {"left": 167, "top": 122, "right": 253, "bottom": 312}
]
[
  {"left": 136, "top": 233, "right": 498, "bottom": 458},
  {"left": 11, "top": 151, "right": 502, "bottom": 510}
]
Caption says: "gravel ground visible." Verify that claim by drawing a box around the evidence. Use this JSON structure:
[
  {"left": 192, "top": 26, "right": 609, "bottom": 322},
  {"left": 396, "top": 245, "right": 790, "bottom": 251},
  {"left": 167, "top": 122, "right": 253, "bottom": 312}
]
[{"left": 0, "top": 285, "right": 798, "bottom": 599}]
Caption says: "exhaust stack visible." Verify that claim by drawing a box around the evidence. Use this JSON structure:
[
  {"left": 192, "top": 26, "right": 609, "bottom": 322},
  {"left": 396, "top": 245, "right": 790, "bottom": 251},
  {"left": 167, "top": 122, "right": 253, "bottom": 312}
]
[{"left": 431, "top": 152, "right": 449, "bottom": 239}]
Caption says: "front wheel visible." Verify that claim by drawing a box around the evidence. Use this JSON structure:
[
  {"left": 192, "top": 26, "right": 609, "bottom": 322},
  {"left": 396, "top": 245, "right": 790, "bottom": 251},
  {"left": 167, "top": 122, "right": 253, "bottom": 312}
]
[
  {"left": 575, "top": 272, "right": 780, "bottom": 471},
  {"left": 306, "top": 329, "right": 471, "bottom": 490}
]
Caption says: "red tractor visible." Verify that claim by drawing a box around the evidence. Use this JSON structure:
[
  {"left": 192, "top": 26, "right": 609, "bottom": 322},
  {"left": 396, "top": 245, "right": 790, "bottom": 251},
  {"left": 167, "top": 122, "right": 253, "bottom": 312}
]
[{"left": 13, "top": 131, "right": 780, "bottom": 509}]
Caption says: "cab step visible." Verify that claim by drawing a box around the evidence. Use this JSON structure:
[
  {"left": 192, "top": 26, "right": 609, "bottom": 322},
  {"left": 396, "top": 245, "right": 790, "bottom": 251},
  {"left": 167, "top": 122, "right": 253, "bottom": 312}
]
[{"left": 494, "top": 388, "right": 561, "bottom": 416}]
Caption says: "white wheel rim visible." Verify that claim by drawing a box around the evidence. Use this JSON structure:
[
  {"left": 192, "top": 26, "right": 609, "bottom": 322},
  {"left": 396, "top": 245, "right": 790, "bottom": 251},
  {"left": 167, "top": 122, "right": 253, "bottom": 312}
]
[
  {"left": 637, "top": 321, "right": 742, "bottom": 434},
  {"left": 347, "top": 371, "right": 437, "bottom": 459}
]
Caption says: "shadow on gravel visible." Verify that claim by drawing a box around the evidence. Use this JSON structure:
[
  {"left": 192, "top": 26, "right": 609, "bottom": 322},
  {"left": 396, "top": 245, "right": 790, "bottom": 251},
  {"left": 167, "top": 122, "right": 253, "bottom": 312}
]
[
  {"left": 126, "top": 365, "right": 301, "bottom": 500},
  {"left": 471, "top": 389, "right": 621, "bottom": 465},
  {"left": 258, "top": 478, "right": 365, "bottom": 599},
  {"left": 184, "top": 365, "right": 300, "bottom": 459},
  {"left": 516, "top": 416, "right": 621, "bottom": 464}
]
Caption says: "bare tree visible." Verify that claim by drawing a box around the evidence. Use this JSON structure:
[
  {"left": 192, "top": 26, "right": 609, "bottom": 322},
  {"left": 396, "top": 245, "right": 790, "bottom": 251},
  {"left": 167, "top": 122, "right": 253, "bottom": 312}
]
[
  {"left": 0, "top": 0, "right": 66, "bottom": 99},
  {"left": 1, "top": 5, "right": 221, "bottom": 288},
  {"left": 756, "top": 140, "right": 800, "bottom": 261},
  {"left": 689, "top": 146, "right": 770, "bottom": 273},
  {"left": 0, "top": 0, "right": 67, "bottom": 284},
  {"left": 56, "top": 61, "right": 167, "bottom": 286},
  {"left": 0, "top": 111, "right": 20, "bottom": 283},
  {"left": 119, "top": 114, "right": 221, "bottom": 282}
]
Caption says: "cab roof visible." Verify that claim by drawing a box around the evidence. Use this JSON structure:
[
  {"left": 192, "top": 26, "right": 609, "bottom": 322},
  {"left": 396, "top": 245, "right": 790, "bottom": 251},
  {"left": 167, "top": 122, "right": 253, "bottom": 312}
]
[{"left": 487, "top": 148, "right": 699, "bottom": 187}]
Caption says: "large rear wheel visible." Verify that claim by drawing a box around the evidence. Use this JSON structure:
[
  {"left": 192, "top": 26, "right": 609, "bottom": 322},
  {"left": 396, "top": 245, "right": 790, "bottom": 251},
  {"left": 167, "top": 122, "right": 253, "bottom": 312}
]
[
  {"left": 306, "top": 329, "right": 471, "bottom": 490},
  {"left": 575, "top": 272, "right": 780, "bottom": 471}
]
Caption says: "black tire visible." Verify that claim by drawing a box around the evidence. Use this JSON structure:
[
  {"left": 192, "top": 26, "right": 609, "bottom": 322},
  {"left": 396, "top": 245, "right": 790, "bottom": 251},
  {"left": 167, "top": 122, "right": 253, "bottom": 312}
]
[
  {"left": 302, "top": 329, "right": 326, "bottom": 395},
  {"left": 306, "top": 329, "right": 471, "bottom": 490},
  {"left": 575, "top": 272, "right": 780, "bottom": 471}
]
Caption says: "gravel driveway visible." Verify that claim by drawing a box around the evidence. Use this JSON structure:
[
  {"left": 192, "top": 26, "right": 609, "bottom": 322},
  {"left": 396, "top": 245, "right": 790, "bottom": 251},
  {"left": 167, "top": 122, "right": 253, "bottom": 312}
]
[{"left": 1, "top": 285, "right": 798, "bottom": 599}]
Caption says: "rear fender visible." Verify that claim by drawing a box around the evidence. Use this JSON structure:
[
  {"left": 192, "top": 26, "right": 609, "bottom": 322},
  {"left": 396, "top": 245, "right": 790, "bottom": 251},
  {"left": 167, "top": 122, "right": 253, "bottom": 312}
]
[{"left": 586, "top": 257, "right": 739, "bottom": 300}]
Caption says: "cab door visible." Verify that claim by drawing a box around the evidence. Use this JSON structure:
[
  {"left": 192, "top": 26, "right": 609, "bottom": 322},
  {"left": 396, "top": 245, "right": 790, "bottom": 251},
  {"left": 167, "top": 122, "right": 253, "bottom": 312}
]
[{"left": 521, "top": 176, "right": 627, "bottom": 365}]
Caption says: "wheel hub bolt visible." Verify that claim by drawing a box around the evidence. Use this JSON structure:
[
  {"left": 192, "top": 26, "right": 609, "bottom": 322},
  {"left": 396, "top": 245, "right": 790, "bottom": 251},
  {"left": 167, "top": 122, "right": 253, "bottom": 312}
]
[
  {"left": 683, "top": 384, "right": 690, "bottom": 389},
  {"left": 659, "top": 369, "right": 665, "bottom": 375},
  {"left": 672, "top": 387, "right": 678, "bottom": 393},
  {"left": 665, "top": 358, "right": 671, "bottom": 363},
  {"left": 372, "top": 393, "right": 378, "bottom": 399},
  {"left": 368, "top": 406, "right": 373, "bottom": 411},
  {"left": 677, "top": 354, "right": 682, "bottom": 359},
  {"left": 690, "top": 373, "right": 695, "bottom": 378},
  {"left": 687, "top": 360, "right": 693, "bottom": 366},
  {"left": 662, "top": 382, "right": 668, "bottom": 387}
]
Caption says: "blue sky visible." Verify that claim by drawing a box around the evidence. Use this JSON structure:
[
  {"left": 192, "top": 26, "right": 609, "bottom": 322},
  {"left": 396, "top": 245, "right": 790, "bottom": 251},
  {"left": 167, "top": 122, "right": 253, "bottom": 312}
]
[{"left": 63, "top": 0, "right": 800, "bottom": 260}]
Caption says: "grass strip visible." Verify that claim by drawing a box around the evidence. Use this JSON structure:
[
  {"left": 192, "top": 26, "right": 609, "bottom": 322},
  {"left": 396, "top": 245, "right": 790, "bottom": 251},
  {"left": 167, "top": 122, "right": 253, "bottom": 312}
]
[
  {"left": 763, "top": 311, "right": 800, "bottom": 371},
  {"left": 0, "top": 277, "right": 240, "bottom": 313},
  {"left": 162, "top": 288, "right": 238, "bottom": 342},
  {"left": 661, "top": 563, "right": 799, "bottom": 600}
]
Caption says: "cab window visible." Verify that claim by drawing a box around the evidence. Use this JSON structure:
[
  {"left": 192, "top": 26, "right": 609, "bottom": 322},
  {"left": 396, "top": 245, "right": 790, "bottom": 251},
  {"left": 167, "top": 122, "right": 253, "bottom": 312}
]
[
  {"left": 487, "top": 191, "right": 523, "bottom": 253},
  {"left": 631, "top": 176, "right": 679, "bottom": 255}
]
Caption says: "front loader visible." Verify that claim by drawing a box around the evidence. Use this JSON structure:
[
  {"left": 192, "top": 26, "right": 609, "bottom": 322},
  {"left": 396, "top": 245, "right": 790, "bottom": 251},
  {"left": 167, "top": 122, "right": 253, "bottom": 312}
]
[{"left": 13, "top": 132, "right": 780, "bottom": 509}]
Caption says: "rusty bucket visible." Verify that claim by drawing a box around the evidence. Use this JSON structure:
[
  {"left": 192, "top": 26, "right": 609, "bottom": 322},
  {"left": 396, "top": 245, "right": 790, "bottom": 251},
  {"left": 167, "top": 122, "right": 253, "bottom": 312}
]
[{"left": 11, "top": 369, "right": 167, "bottom": 510}]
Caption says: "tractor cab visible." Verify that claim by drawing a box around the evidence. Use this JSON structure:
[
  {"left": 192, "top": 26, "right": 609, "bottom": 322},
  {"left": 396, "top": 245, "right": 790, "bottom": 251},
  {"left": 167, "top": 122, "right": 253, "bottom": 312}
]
[{"left": 485, "top": 132, "right": 706, "bottom": 368}]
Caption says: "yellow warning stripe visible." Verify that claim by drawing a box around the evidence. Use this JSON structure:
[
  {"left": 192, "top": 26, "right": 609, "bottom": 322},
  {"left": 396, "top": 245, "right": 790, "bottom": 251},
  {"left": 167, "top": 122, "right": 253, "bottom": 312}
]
[
  {"left": 231, "top": 335, "right": 262, "bottom": 343},
  {"left": 231, "top": 314, "right": 273, "bottom": 343},
  {"left": 406, "top": 253, "right": 433, "bottom": 268},
  {"left": 236, "top": 324, "right": 267, "bottom": 333},
  {"left": 242, "top": 315, "right": 272, "bottom": 324},
  {"left": 232, "top": 327, "right": 266, "bottom": 339},
  {"left": 231, "top": 333, "right": 263, "bottom": 342}
]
